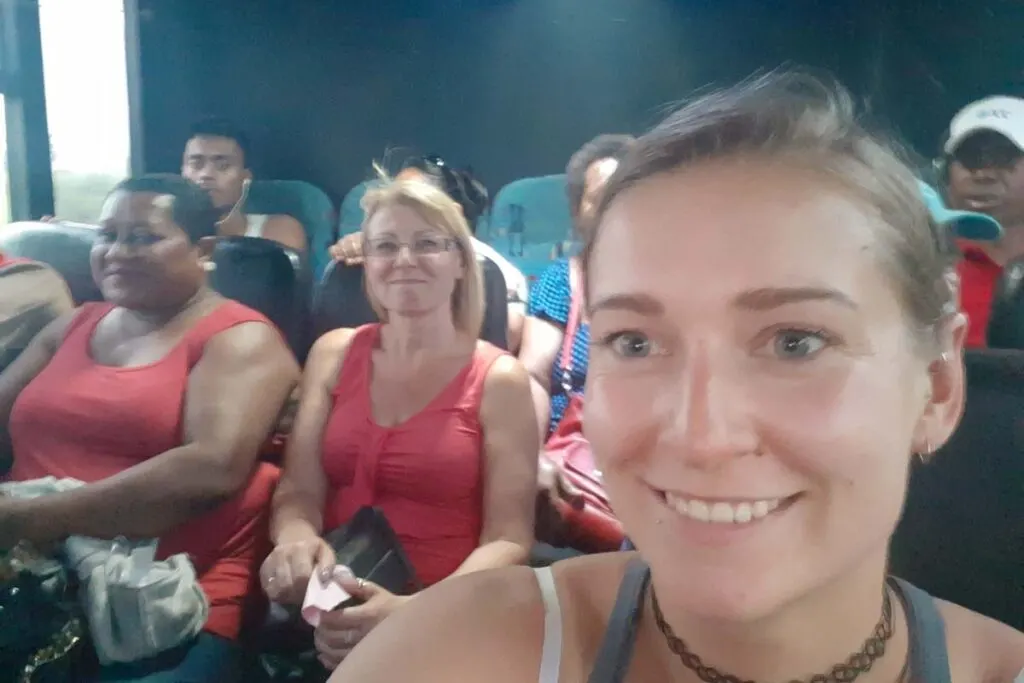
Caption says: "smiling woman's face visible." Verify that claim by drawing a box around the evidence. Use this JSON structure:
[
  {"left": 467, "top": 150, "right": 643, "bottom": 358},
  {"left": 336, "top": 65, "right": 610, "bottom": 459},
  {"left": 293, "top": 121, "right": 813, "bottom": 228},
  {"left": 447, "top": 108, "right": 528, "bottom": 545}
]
[{"left": 584, "top": 158, "right": 965, "bottom": 622}]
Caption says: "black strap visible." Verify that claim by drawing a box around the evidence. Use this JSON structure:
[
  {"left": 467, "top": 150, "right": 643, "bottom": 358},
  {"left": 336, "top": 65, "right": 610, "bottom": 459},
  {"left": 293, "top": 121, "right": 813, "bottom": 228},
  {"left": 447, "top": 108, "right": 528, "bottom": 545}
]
[
  {"left": 587, "top": 557, "right": 651, "bottom": 683},
  {"left": 888, "top": 577, "right": 952, "bottom": 683}
]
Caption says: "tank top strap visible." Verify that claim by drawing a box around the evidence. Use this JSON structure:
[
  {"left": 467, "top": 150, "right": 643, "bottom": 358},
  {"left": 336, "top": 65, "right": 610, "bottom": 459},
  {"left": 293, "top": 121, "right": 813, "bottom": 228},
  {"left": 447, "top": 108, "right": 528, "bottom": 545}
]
[
  {"left": 180, "top": 299, "right": 274, "bottom": 368},
  {"left": 330, "top": 323, "right": 379, "bottom": 398},
  {"left": 588, "top": 556, "right": 651, "bottom": 683},
  {"left": 60, "top": 302, "right": 115, "bottom": 348},
  {"left": 888, "top": 577, "right": 952, "bottom": 683}
]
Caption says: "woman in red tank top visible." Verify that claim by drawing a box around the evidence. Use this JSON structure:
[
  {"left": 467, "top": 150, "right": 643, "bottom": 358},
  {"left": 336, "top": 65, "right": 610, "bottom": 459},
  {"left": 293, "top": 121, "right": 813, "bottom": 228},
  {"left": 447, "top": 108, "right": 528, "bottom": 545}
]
[
  {"left": 261, "top": 173, "right": 539, "bottom": 671},
  {"left": 0, "top": 175, "right": 299, "bottom": 682}
]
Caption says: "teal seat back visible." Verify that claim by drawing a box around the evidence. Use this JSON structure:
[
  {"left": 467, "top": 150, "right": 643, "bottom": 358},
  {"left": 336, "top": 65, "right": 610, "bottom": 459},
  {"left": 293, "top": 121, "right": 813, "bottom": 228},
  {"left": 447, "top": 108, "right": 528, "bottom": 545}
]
[
  {"left": 247, "top": 180, "right": 335, "bottom": 282},
  {"left": 485, "top": 174, "right": 573, "bottom": 283},
  {"left": 338, "top": 180, "right": 378, "bottom": 237}
]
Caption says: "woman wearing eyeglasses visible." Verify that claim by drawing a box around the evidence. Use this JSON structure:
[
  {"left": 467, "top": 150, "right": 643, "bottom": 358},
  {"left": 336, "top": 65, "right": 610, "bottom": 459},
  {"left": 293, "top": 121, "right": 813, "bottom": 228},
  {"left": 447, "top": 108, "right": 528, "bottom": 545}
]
[
  {"left": 331, "top": 155, "right": 530, "bottom": 347},
  {"left": 260, "top": 172, "right": 539, "bottom": 672}
]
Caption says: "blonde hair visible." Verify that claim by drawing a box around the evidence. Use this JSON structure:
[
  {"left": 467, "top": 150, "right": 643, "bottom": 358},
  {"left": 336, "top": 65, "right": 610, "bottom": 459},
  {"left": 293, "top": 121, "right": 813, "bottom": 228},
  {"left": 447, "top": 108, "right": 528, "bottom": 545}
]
[{"left": 360, "top": 166, "right": 485, "bottom": 338}]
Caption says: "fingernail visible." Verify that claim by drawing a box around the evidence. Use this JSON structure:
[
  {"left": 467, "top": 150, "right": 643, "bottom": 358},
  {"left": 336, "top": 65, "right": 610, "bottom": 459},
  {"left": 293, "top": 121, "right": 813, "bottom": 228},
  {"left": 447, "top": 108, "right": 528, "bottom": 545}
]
[{"left": 331, "top": 565, "right": 355, "bottom": 580}]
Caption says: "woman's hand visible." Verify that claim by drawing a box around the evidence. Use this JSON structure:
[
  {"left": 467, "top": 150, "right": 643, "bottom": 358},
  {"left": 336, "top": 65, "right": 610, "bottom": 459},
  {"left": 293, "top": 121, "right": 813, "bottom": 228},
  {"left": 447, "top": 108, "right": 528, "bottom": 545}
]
[
  {"left": 535, "top": 455, "right": 585, "bottom": 544},
  {"left": 538, "top": 456, "right": 584, "bottom": 511},
  {"left": 259, "top": 536, "right": 335, "bottom": 605},
  {"left": 313, "top": 566, "right": 412, "bottom": 670},
  {"left": 0, "top": 495, "right": 53, "bottom": 551},
  {"left": 328, "top": 233, "right": 364, "bottom": 265}
]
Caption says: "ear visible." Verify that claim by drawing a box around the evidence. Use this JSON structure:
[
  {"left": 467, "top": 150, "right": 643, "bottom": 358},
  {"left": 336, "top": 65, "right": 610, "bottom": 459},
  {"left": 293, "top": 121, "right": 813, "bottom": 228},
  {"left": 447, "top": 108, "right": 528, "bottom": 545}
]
[
  {"left": 242, "top": 168, "right": 253, "bottom": 184},
  {"left": 913, "top": 312, "right": 968, "bottom": 457}
]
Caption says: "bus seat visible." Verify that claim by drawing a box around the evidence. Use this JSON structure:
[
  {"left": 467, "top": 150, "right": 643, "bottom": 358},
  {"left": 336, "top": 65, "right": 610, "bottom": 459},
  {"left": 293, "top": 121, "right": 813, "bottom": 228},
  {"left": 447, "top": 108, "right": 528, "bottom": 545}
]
[
  {"left": 246, "top": 180, "right": 335, "bottom": 284},
  {"left": 479, "top": 258, "right": 509, "bottom": 350},
  {"left": 986, "top": 257, "right": 1024, "bottom": 349},
  {"left": 487, "top": 174, "right": 573, "bottom": 281},
  {"left": 889, "top": 348, "right": 1024, "bottom": 631},
  {"left": 338, "top": 180, "right": 377, "bottom": 237},
  {"left": 0, "top": 221, "right": 102, "bottom": 304},
  {"left": 209, "top": 237, "right": 310, "bottom": 360},
  {"left": 312, "top": 257, "right": 510, "bottom": 350}
]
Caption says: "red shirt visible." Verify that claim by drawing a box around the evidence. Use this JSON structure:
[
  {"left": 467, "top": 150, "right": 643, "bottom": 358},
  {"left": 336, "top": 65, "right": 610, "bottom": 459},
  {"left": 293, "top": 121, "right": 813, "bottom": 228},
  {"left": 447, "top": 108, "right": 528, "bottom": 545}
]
[
  {"left": 320, "top": 324, "right": 505, "bottom": 587},
  {"left": 956, "top": 242, "right": 1003, "bottom": 348},
  {"left": 8, "top": 301, "right": 280, "bottom": 640}
]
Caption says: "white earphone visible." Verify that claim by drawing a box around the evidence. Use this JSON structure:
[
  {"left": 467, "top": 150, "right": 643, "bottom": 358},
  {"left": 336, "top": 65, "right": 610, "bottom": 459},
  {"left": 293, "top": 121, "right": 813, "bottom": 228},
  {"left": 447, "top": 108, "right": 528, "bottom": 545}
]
[{"left": 215, "top": 178, "right": 251, "bottom": 227}]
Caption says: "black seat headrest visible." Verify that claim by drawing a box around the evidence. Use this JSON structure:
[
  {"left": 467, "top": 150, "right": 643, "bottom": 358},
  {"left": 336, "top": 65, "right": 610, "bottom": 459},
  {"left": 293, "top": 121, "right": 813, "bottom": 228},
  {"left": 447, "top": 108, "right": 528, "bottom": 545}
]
[
  {"left": 209, "top": 236, "right": 310, "bottom": 359},
  {"left": 0, "top": 221, "right": 102, "bottom": 304}
]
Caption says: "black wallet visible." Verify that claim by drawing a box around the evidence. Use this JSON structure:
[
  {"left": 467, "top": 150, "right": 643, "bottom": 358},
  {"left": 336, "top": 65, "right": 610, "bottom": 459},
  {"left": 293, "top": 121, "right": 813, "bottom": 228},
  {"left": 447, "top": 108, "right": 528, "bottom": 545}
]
[{"left": 322, "top": 506, "right": 422, "bottom": 604}]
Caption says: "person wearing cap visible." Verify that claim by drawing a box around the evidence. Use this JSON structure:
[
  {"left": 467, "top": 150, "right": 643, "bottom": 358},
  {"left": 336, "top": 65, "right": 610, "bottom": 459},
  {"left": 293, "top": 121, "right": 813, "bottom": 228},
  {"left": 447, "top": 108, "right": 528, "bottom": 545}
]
[{"left": 939, "top": 95, "right": 1024, "bottom": 347}]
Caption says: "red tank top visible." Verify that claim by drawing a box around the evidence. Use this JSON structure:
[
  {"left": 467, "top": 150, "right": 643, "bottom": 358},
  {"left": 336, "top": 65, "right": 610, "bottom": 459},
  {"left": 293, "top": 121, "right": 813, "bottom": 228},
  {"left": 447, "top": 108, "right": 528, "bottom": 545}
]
[
  {"left": 321, "top": 324, "right": 506, "bottom": 587},
  {"left": 8, "top": 300, "right": 281, "bottom": 641}
]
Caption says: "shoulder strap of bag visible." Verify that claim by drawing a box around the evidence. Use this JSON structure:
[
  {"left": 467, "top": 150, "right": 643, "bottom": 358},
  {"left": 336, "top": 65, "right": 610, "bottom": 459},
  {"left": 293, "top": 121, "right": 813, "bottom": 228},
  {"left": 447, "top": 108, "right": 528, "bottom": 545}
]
[
  {"left": 558, "top": 260, "right": 584, "bottom": 395},
  {"left": 888, "top": 577, "right": 952, "bottom": 683},
  {"left": 587, "top": 557, "right": 651, "bottom": 683}
]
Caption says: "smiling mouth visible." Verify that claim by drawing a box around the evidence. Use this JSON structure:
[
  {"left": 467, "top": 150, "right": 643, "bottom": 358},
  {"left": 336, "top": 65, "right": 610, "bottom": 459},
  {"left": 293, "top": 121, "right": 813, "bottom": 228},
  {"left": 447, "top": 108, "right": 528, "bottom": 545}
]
[
  {"left": 963, "top": 195, "right": 1002, "bottom": 210},
  {"left": 656, "top": 490, "right": 798, "bottom": 525}
]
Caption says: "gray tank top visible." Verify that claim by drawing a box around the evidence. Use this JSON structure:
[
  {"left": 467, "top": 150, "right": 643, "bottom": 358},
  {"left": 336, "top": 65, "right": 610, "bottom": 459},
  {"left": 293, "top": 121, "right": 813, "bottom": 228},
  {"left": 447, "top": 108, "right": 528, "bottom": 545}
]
[{"left": 531, "top": 561, "right": 996, "bottom": 683}]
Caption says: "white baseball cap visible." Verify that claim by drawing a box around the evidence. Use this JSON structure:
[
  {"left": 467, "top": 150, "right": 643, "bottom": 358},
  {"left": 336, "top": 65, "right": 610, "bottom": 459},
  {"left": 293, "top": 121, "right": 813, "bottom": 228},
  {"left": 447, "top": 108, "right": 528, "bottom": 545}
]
[{"left": 944, "top": 96, "right": 1024, "bottom": 155}]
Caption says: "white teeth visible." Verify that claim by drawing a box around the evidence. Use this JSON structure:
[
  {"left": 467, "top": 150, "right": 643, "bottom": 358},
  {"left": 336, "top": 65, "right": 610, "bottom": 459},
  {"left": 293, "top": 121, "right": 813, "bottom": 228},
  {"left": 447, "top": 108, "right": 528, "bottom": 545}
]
[
  {"left": 734, "top": 503, "right": 753, "bottom": 523},
  {"left": 663, "top": 492, "right": 783, "bottom": 524},
  {"left": 688, "top": 500, "right": 710, "bottom": 521}
]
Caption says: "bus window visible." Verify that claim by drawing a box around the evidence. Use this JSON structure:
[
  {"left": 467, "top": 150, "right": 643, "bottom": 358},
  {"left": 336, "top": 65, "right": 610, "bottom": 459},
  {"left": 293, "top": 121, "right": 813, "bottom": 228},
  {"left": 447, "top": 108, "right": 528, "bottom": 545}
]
[
  {"left": 39, "top": 0, "right": 130, "bottom": 223},
  {"left": 0, "top": 95, "right": 9, "bottom": 226}
]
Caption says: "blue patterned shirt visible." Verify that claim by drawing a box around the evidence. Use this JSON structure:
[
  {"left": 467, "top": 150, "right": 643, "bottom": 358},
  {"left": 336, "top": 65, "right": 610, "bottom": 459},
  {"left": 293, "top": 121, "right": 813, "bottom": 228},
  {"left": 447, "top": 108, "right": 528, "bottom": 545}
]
[{"left": 527, "top": 259, "right": 589, "bottom": 437}]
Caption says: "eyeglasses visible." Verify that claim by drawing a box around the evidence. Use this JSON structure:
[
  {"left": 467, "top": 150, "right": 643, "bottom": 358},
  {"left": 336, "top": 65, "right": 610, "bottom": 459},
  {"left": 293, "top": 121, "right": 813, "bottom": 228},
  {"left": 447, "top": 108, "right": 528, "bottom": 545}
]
[{"left": 364, "top": 234, "right": 456, "bottom": 259}]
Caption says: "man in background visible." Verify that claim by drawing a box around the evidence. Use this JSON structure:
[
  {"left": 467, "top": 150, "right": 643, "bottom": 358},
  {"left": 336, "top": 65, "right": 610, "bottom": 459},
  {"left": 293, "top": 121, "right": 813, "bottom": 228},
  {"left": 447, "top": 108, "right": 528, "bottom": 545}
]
[
  {"left": 941, "top": 96, "right": 1024, "bottom": 347},
  {"left": 182, "top": 117, "right": 307, "bottom": 253}
]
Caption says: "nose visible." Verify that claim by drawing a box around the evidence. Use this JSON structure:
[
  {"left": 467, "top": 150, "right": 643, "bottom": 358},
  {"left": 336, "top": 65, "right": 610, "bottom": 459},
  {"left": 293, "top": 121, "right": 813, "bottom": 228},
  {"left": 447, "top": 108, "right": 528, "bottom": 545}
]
[
  {"left": 393, "top": 243, "right": 416, "bottom": 266},
  {"left": 659, "top": 342, "right": 759, "bottom": 470},
  {"left": 968, "top": 164, "right": 1004, "bottom": 185}
]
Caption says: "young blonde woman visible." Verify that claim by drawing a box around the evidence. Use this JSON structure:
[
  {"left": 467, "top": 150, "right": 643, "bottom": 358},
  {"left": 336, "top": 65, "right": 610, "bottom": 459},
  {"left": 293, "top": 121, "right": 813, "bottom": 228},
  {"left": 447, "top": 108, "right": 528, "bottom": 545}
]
[{"left": 330, "top": 74, "right": 1024, "bottom": 683}]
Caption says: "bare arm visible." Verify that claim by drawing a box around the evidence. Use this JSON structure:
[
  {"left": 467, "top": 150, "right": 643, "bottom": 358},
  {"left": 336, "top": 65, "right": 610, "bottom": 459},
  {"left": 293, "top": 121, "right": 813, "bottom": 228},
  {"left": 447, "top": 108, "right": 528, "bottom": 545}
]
[
  {"left": 270, "top": 328, "right": 355, "bottom": 546},
  {"left": 16, "top": 321, "right": 299, "bottom": 542},
  {"left": 447, "top": 355, "right": 538, "bottom": 577},
  {"left": 265, "top": 215, "right": 309, "bottom": 254},
  {"left": 0, "top": 311, "right": 75, "bottom": 434},
  {"left": 517, "top": 315, "right": 563, "bottom": 440}
]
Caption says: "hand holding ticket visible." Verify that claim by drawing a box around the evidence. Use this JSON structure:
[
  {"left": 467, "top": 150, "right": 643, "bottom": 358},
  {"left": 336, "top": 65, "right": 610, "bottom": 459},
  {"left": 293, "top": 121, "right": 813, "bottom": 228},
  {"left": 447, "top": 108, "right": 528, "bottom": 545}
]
[{"left": 301, "top": 566, "right": 353, "bottom": 627}]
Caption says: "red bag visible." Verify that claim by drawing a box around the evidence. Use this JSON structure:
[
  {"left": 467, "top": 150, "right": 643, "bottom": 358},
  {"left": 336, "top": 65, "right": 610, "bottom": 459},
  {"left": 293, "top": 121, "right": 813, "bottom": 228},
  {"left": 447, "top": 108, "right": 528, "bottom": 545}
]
[{"left": 538, "top": 263, "right": 624, "bottom": 553}]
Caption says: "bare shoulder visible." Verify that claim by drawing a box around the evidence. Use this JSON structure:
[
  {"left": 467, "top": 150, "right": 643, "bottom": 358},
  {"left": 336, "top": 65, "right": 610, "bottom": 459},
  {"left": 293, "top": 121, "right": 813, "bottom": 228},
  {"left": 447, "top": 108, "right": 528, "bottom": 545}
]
[
  {"left": 482, "top": 352, "right": 532, "bottom": 396},
  {"left": 330, "top": 565, "right": 548, "bottom": 682},
  {"left": 938, "top": 600, "right": 1024, "bottom": 682},
  {"left": 304, "top": 327, "right": 362, "bottom": 386},
  {"left": 207, "top": 319, "right": 291, "bottom": 355},
  {"left": 331, "top": 553, "right": 635, "bottom": 683},
  {"left": 265, "top": 214, "right": 308, "bottom": 252}
]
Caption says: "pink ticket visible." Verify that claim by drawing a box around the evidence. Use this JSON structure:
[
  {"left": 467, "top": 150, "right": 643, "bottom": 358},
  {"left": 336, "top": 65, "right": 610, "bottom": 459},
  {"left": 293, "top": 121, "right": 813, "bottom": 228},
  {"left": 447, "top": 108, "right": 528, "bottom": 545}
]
[{"left": 300, "top": 572, "right": 352, "bottom": 627}]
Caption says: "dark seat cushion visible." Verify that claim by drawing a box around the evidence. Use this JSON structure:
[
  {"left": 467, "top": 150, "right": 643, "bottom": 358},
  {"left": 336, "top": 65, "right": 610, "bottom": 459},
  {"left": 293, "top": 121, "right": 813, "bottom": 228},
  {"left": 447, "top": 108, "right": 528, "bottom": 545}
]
[
  {"left": 0, "top": 221, "right": 102, "bottom": 304},
  {"left": 209, "top": 236, "right": 310, "bottom": 359}
]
